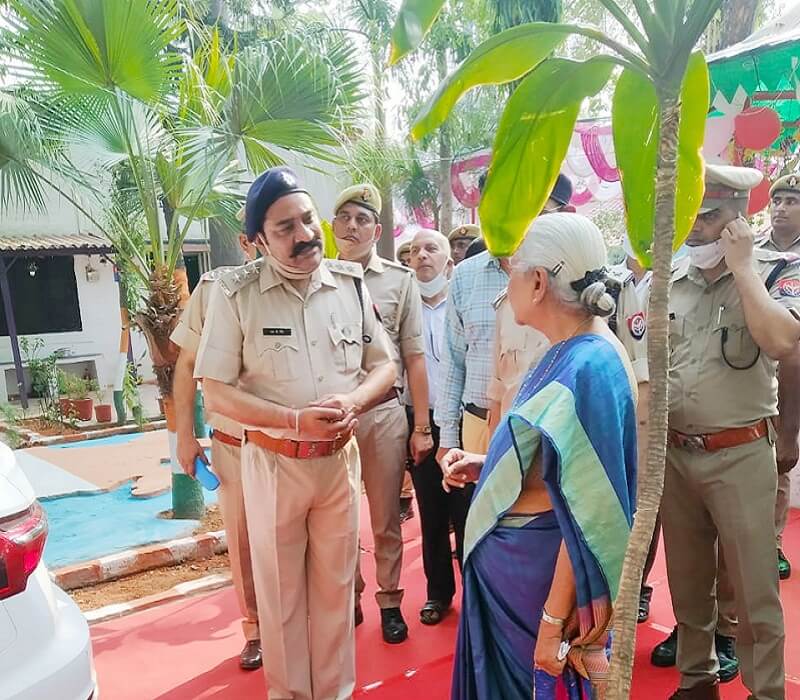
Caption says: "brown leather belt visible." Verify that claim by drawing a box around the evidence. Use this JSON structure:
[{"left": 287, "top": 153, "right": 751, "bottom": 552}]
[
  {"left": 668, "top": 419, "right": 768, "bottom": 452},
  {"left": 376, "top": 387, "right": 401, "bottom": 405},
  {"left": 211, "top": 429, "right": 242, "bottom": 448},
  {"left": 465, "top": 403, "right": 489, "bottom": 421},
  {"left": 244, "top": 430, "right": 352, "bottom": 459}
]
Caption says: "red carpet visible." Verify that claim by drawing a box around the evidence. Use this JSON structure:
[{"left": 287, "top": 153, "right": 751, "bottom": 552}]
[{"left": 91, "top": 501, "right": 800, "bottom": 699}]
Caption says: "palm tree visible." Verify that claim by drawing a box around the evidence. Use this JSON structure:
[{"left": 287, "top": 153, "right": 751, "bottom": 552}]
[
  {"left": 1, "top": 0, "right": 363, "bottom": 515},
  {"left": 389, "top": 1, "right": 722, "bottom": 696}
]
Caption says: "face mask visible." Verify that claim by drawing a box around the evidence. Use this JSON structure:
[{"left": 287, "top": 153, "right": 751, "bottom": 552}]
[
  {"left": 417, "top": 269, "right": 449, "bottom": 298},
  {"left": 688, "top": 240, "right": 726, "bottom": 270}
]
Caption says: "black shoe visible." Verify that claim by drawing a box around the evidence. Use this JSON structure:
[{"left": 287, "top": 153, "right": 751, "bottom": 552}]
[
  {"left": 380, "top": 607, "right": 408, "bottom": 644},
  {"left": 399, "top": 497, "right": 414, "bottom": 523},
  {"left": 778, "top": 549, "right": 791, "bottom": 580},
  {"left": 638, "top": 585, "right": 653, "bottom": 623},
  {"left": 715, "top": 633, "right": 740, "bottom": 683},
  {"left": 239, "top": 640, "right": 263, "bottom": 670},
  {"left": 651, "top": 626, "right": 678, "bottom": 667},
  {"left": 355, "top": 601, "right": 364, "bottom": 627}
]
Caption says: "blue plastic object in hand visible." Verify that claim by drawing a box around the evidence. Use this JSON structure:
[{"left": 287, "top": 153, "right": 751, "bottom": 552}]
[{"left": 194, "top": 456, "right": 220, "bottom": 491}]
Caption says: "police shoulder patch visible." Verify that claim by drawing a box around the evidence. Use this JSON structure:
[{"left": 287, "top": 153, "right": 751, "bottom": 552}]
[
  {"left": 325, "top": 258, "right": 363, "bottom": 279},
  {"left": 218, "top": 259, "right": 263, "bottom": 297},
  {"left": 777, "top": 277, "right": 800, "bottom": 298},
  {"left": 626, "top": 311, "right": 647, "bottom": 340},
  {"left": 200, "top": 265, "right": 236, "bottom": 284}
]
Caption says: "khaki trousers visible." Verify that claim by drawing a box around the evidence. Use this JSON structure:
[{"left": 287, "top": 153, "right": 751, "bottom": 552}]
[
  {"left": 461, "top": 410, "right": 489, "bottom": 454},
  {"left": 354, "top": 398, "right": 408, "bottom": 609},
  {"left": 211, "top": 438, "right": 259, "bottom": 642},
  {"left": 242, "top": 438, "right": 360, "bottom": 700},
  {"left": 775, "top": 471, "right": 792, "bottom": 547},
  {"left": 662, "top": 437, "right": 785, "bottom": 700}
]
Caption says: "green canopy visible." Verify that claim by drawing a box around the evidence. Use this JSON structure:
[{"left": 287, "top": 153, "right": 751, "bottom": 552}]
[{"left": 708, "top": 4, "right": 800, "bottom": 143}]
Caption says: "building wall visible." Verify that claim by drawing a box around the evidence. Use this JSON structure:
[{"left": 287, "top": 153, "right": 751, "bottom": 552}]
[{"left": 0, "top": 254, "right": 155, "bottom": 396}]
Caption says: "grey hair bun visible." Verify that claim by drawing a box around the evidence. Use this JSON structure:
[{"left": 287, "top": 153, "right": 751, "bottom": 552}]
[{"left": 580, "top": 281, "right": 616, "bottom": 317}]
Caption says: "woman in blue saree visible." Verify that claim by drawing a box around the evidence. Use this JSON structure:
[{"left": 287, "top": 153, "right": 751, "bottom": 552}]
[{"left": 444, "top": 214, "right": 638, "bottom": 699}]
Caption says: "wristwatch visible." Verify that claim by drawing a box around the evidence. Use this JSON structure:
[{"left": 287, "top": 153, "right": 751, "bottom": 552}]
[{"left": 413, "top": 425, "right": 433, "bottom": 435}]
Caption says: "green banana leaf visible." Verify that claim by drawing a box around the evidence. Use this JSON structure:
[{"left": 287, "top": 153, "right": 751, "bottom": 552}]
[
  {"left": 411, "top": 23, "right": 587, "bottom": 142},
  {"left": 480, "top": 57, "right": 615, "bottom": 257},
  {"left": 389, "top": 0, "right": 447, "bottom": 66},
  {"left": 612, "top": 52, "right": 709, "bottom": 265},
  {"left": 322, "top": 219, "right": 339, "bottom": 259}
]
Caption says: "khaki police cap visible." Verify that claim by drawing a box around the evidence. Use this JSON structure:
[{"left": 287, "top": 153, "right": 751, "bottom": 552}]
[
  {"left": 769, "top": 173, "right": 800, "bottom": 198},
  {"left": 700, "top": 163, "right": 763, "bottom": 213},
  {"left": 335, "top": 183, "right": 382, "bottom": 216},
  {"left": 396, "top": 241, "right": 411, "bottom": 256},
  {"left": 448, "top": 224, "right": 480, "bottom": 242}
]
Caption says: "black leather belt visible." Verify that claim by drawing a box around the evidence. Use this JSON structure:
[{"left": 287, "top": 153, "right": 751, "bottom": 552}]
[{"left": 464, "top": 403, "right": 488, "bottom": 421}]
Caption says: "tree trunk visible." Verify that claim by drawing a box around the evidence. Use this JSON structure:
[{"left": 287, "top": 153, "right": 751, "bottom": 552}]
[
  {"left": 707, "top": 0, "right": 760, "bottom": 51},
  {"left": 607, "top": 94, "right": 681, "bottom": 699},
  {"left": 436, "top": 49, "right": 453, "bottom": 236},
  {"left": 209, "top": 218, "right": 245, "bottom": 268},
  {"left": 374, "top": 50, "right": 395, "bottom": 261}
]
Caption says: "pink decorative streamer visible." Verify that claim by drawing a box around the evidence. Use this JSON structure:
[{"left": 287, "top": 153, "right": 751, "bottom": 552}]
[{"left": 579, "top": 126, "right": 620, "bottom": 182}]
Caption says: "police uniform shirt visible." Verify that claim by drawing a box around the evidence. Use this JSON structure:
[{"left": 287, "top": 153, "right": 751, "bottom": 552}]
[
  {"left": 359, "top": 250, "right": 425, "bottom": 389},
  {"left": 758, "top": 231, "right": 800, "bottom": 255},
  {"left": 170, "top": 268, "right": 243, "bottom": 439},
  {"left": 487, "top": 290, "right": 550, "bottom": 415},
  {"left": 668, "top": 250, "right": 800, "bottom": 434},
  {"left": 610, "top": 264, "right": 650, "bottom": 384},
  {"left": 193, "top": 257, "right": 393, "bottom": 439}
]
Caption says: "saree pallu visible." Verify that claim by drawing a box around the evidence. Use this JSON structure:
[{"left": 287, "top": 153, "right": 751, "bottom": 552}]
[{"left": 452, "top": 334, "right": 637, "bottom": 700}]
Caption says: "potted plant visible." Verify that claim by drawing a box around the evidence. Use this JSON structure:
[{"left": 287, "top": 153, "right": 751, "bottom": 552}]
[
  {"left": 93, "top": 383, "right": 113, "bottom": 423},
  {"left": 57, "top": 371, "right": 94, "bottom": 421}
]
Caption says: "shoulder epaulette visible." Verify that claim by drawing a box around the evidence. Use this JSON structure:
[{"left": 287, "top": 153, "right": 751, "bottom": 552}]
[
  {"left": 324, "top": 258, "right": 364, "bottom": 279},
  {"left": 200, "top": 265, "right": 236, "bottom": 284},
  {"left": 755, "top": 248, "right": 800, "bottom": 266},
  {"left": 382, "top": 258, "right": 414, "bottom": 275},
  {"left": 607, "top": 265, "right": 635, "bottom": 286},
  {"left": 492, "top": 288, "right": 508, "bottom": 310},
  {"left": 218, "top": 259, "right": 263, "bottom": 297}
]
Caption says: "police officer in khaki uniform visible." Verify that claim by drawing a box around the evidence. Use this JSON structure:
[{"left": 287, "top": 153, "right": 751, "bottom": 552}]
[
  {"left": 662, "top": 164, "right": 800, "bottom": 700},
  {"left": 758, "top": 173, "right": 800, "bottom": 580},
  {"left": 448, "top": 224, "right": 480, "bottom": 266},
  {"left": 171, "top": 233, "right": 262, "bottom": 670},
  {"left": 396, "top": 240, "right": 412, "bottom": 267},
  {"left": 332, "top": 184, "right": 431, "bottom": 644},
  {"left": 195, "top": 167, "right": 395, "bottom": 700}
]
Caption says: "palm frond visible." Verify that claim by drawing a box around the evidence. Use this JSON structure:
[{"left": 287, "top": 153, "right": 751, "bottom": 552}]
[{"left": 7, "top": 0, "right": 183, "bottom": 104}]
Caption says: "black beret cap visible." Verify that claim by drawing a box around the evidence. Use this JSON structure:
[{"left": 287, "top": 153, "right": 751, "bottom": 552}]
[
  {"left": 550, "top": 173, "right": 573, "bottom": 206},
  {"left": 245, "top": 166, "right": 309, "bottom": 240}
]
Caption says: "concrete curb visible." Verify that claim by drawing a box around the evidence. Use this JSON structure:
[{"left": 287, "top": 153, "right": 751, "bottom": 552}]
[
  {"left": 85, "top": 572, "right": 232, "bottom": 625},
  {"left": 23, "top": 418, "right": 167, "bottom": 447},
  {"left": 53, "top": 529, "right": 227, "bottom": 591}
]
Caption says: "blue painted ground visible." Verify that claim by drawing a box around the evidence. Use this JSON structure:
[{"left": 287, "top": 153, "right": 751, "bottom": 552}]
[
  {"left": 47, "top": 433, "right": 146, "bottom": 449},
  {"left": 42, "top": 480, "right": 218, "bottom": 568}
]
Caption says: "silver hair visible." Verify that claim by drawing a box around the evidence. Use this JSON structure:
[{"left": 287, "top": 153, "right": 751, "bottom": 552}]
[{"left": 510, "top": 213, "right": 616, "bottom": 318}]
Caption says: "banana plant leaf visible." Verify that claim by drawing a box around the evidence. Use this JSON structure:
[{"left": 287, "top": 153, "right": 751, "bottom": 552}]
[
  {"left": 411, "top": 23, "right": 595, "bottom": 142},
  {"left": 480, "top": 57, "right": 615, "bottom": 257},
  {"left": 389, "top": 0, "right": 447, "bottom": 66},
  {"left": 612, "top": 52, "right": 709, "bottom": 265}
]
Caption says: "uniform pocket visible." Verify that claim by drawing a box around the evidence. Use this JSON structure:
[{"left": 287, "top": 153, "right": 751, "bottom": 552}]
[
  {"left": 720, "top": 323, "right": 760, "bottom": 368},
  {"left": 257, "top": 336, "right": 300, "bottom": 380},
  {"left": 328, "top": 323, "right": 363, "bottom": 372}
]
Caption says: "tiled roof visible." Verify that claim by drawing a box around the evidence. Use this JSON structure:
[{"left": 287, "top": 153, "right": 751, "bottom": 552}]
[{"left": 0, "top": 233, "right": 113, "bottom": 253}]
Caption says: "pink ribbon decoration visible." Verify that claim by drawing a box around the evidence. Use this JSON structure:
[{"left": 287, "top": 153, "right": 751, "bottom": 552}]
[
  {"left": 578, "top": 125, "right": 620, "bottom": 182},
  {"left": 451, "top": 150, "right": 491, "bottom": 208}
]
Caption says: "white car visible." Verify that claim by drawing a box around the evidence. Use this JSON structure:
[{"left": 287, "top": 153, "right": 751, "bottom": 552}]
[{"left": 0, "top": 443, "right": 97, "bottom": 700}]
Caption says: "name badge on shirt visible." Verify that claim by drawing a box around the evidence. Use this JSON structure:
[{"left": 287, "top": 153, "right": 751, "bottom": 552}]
[{"left": 263, "top": 328, "right": 292, "bottom": 337}]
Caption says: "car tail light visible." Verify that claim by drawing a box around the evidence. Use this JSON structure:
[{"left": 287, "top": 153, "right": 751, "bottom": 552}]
[{"left": 0, "top": 502, "right": 48, "bottom": 600}]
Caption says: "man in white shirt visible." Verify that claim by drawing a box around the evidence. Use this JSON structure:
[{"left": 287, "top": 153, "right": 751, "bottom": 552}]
[{"left": 407, "top": 228, "right": 470, "bottom": 626}]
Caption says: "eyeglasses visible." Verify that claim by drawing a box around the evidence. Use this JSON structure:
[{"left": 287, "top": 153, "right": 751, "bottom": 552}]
[{"left": 334, "top": 212, "right": 375, "bottom": 228}]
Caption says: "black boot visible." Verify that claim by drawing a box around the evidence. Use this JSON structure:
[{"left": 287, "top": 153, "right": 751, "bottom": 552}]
[
  {"left": 651, "top": 626, "right": 677, "bottom": 667},
  {"left": 638, "top": 584, "right": 653, "bottom": 623},
  {"left": 380, "top": 607, "right": 408, "bottom": 644},
  {"left": 715, "top": 633, "right": 740, "bottom": 683}
]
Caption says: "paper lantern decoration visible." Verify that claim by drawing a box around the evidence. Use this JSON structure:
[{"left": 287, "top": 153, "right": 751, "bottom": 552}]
[
  {"left": 747, "top": 176, "right": 771, "bottom": 215},
  {"left": 734, "top": 107, "right": 782, "bottom": 151}
]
